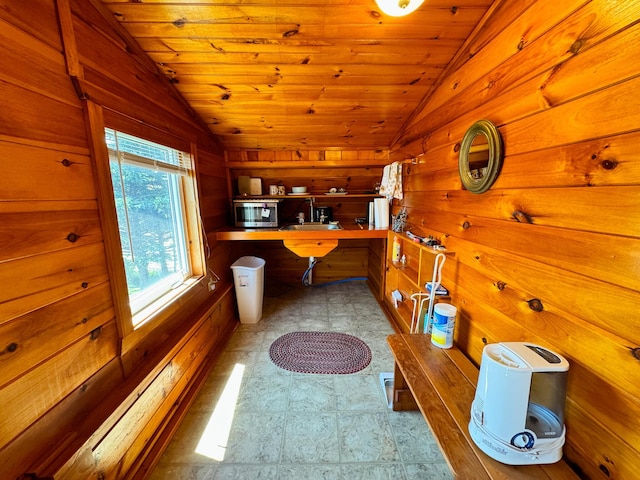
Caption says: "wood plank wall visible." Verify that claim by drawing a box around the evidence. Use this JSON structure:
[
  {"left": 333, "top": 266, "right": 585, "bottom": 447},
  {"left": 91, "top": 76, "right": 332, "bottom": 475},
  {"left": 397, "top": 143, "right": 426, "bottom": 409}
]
[
  {"left": 233, "top": 239, "right": 368, "bottom": 283},
  {"left": 4, "top": 0, "right": 636, "bottom": 478},
  {"left": 0, "top": 1, "right": 236, "bottom": 478},
  {"left": 389, "top": 1, "right": 640, "bottom": 478},
  {"left": 227, "top": 149, "right": 389, "bottom": 288},
  {"left": 227, "top": 149, "right": 387, "bottom": 223}
]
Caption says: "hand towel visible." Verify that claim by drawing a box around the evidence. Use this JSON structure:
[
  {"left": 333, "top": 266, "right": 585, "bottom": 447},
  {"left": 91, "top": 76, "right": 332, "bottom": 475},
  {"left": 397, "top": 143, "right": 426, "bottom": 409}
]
[{"left": 379, "top": 161, "right": 403, "bottom": 202}]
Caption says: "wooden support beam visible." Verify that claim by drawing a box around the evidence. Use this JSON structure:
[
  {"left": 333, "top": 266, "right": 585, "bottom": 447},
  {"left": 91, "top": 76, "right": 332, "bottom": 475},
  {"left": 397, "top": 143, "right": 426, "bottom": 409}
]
[{"left": 54, "top": 0, "right": 82, "bottom": 78}]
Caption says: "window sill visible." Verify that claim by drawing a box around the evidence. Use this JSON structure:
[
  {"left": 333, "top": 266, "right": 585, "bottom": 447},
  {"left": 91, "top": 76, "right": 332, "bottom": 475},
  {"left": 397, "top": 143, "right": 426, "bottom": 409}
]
[
  {"left": 121, "top": 275, "right": 206, "bottom": 356},
  {"left": 132, "top": 276, "right": 203, "bottom": 330}
]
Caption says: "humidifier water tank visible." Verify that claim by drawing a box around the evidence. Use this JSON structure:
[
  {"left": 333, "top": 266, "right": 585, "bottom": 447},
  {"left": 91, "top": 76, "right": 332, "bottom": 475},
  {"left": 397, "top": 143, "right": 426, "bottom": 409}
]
[{"left": 469, "top": 342, "right": 569, "bottom": 465}]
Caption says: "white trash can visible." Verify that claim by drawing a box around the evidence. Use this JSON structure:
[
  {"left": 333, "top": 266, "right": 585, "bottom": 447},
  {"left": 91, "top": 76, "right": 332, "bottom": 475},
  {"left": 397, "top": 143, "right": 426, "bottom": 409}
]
[{"left": 231, "top": 256, "right": 265, "bottom": 323}]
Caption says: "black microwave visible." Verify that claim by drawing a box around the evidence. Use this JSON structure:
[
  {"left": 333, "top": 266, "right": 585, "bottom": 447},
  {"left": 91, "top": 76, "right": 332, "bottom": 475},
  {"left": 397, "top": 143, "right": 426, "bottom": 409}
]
[{"left": 233, "top": 200, "right": 279, "bottom": 227}]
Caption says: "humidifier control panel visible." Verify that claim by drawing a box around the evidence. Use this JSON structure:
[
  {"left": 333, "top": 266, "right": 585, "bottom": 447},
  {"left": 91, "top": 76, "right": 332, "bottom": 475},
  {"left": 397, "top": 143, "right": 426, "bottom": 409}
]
[{"left": 526, "top": 344, "right": 562, "bottom": 364}]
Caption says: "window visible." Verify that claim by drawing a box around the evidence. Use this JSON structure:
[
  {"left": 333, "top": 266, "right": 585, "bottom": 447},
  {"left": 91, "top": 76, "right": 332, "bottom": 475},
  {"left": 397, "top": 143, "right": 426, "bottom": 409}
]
[{"left": 105, "top": 129, "right": 203, "bottom": 327}]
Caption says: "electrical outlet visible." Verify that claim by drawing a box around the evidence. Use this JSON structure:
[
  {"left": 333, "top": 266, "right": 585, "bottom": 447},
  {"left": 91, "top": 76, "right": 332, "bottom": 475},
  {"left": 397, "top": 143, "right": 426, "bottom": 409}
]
[{"left": 208, "top": 278, "right": 216, "bottom": 291}]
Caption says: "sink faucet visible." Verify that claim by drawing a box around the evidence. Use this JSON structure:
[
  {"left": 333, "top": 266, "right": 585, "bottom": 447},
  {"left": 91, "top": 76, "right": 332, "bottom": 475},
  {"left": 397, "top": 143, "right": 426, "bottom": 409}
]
[{"left": 308, "top": 196, "right": 314, "bottom": 223}]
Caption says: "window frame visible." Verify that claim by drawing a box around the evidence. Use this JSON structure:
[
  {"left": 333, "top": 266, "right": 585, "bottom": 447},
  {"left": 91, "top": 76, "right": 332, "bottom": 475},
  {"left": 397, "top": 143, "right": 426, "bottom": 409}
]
[
  {"left": 105, "top": 128, "right": 200, "bottom": 326},
  {"left": 84, "top": 101, "right": 206, "bottom": 348}
]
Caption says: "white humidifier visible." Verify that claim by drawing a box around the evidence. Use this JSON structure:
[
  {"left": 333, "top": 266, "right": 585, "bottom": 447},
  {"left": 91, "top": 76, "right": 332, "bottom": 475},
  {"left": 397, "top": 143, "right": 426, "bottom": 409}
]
[{"left": 469, "top": 342, "right": 569, "bottom": 465}]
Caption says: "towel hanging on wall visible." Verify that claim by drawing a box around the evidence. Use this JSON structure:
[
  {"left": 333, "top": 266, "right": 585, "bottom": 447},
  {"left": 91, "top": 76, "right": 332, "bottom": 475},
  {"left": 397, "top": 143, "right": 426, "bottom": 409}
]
[{"left": 379, "top": 161, "right": 403, "bottom": 202}]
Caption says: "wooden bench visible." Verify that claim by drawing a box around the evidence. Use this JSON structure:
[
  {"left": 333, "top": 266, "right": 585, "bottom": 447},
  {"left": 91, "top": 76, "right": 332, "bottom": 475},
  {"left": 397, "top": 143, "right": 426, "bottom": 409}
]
[{"left": 387, "top": 334, "right": 579, "bottom": 480}]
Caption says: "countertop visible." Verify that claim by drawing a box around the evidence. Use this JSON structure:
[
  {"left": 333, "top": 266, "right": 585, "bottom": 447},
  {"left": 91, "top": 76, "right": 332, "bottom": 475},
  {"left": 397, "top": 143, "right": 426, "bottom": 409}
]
[{"left": 215, "top": 223, "right": 389, "bottom": 241}]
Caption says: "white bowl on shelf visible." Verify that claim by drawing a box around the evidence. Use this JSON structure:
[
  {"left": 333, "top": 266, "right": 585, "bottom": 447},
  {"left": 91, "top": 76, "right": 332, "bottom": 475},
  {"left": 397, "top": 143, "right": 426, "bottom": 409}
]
[{"left": 291, "top": 186, "right": 307, "bottom": 193}]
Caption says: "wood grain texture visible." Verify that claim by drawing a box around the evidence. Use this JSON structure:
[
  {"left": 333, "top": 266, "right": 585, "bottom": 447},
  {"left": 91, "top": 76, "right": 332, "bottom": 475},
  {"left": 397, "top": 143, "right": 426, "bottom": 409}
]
[
  {"left": 388, "top": 334, "right": 580, "bottom": 480},
  {"left": 390, "top": 1, "right": 640, "bottom": 478},
  {"left": 1, "top": 0, "right": 637, "bottom": 479},
  {"left": 388, "top": 334, "right": 492, "bottom": 479},
  {"left": 383, "top": 232, "right": 455, "bottom": 334},
  {"left": 0, "top": 357, "right": 125, "bottom": 478},
  {"left": 0, "top": 1, "right": 235, "bottom": 478},
  {"left": 283, "top": 238, "right": 339, "bottom": 257},
  {"left": 0, "top": 283, "right": 114, "bottom": 389},
  {"left": 96, "top": 0, "right": 494, "bottom": 150},
  {"left": 366, "top": 237, "right": 386, "bottom": 301},
  {"left": 216, "top": 225, "right": 388, "bottom": 241},
  {"left": 0, "top": 320, "right": 118, "bottom": 451}
]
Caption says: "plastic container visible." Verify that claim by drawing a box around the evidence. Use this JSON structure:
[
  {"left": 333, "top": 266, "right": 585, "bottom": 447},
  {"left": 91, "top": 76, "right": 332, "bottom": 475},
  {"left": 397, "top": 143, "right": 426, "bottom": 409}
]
[
  {"left": 392, "top": 236, "right": 401, "bottom": 262},
  {"left": 230, "top": 256, "right": 265, "bottom": 323},
  {"left": 431, "top": 303, "right": 457, "bottom": 349}
]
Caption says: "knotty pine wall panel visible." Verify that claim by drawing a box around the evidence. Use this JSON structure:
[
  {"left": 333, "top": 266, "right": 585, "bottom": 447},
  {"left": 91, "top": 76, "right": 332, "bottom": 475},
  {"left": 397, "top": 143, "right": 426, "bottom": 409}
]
[
  {"left": 120, "top": 293, "right": 235, "bottom": 479},
  {"left": 197, "top": 148, "right": 232, "bottom": 233},
  {"left": 233, "top": 239, "right": 370, "bottom": 285},
  {"left": 0, "top": 141, "right": 95, "bottom": 201},
  {"left": 0, "top": 1, "right": 234, "bottom": 479},
  {"left": 0, "top": 21, "right": 77, "bottom": 107},
  {"left": 0, "top": 357, "right": 125, "bottom": 478},
  {"left": 228, "top": 149, "right": 389, "bottom": 164},
  {"left": 229, "top": 166, "right": 382, "bottom": 195},
  {"left": 0, "top": 283, "right": 114, "bottom": 389},
  {"left": 367, "top": 238, "right": 386, "bottom": 301},
  {"left": 401, "top": 131, "right": 640, "bottom": 194},
  {"left": 70, "top": 2, "right": 202, "bottom": 131},
  {"left": 0, "top": 206, "right": 101, "bottom": 261},
  {"left": 0, "top": 0, "right": 63, "bottom": 50},
  {"left": 0, "top": 320, "right": 119, "bottom": 451},
  {"left": 227, "top": 153, "right": 385, "bottom": 228},
  {"left": 402, "top": 185, "right": 640, "bottom": 237},
  {"left": 67, "top": 298, "right": 230, "bottom": 479},
  {"left": 1, "top": 82, "right": 87, "bottom": 148},
  {"left": 390, "top": 1, "right": 640, "bottom": 478},
  {"left": 0, "top": 241, "right": 110, "bottom": 324}
]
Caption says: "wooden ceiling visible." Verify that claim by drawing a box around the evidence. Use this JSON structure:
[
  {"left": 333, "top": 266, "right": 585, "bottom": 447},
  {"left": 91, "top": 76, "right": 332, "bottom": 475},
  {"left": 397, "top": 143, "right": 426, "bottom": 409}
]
[{"left": 99, "top": 0, "right": 495, "bottom": 151}]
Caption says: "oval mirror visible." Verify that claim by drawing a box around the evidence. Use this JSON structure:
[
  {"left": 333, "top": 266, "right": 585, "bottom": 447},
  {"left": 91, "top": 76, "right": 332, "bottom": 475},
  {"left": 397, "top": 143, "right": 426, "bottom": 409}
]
[{"left": 458, "top": 120, "right": 503, "bottom": 194}]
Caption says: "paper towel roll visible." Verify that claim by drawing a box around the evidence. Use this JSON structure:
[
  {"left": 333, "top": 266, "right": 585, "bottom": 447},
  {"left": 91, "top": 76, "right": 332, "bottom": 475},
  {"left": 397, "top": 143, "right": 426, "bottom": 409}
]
[
  {"left": 374, "top": 198, "right": 389, "bottom": 229},
  {"left": 368, "top": 202, "right": 375, "bottom": 226}
]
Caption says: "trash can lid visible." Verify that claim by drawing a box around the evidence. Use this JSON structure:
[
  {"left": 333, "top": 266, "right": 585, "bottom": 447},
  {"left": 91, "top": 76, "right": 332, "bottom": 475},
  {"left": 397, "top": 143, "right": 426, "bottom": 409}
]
[{"left": 231, "top": 256, "right": 266, "bottom": 269}]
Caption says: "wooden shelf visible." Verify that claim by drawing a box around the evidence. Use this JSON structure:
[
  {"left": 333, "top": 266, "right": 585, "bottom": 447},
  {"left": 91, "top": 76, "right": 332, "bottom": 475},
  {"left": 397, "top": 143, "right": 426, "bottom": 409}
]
[
  {"left": 216, "top": 224, "right": 389, "bottom": 241},
  {"left": 391, "top": 262, "right": 419, "bottom": 285},
  {"left": 384, "top": 231, "right": 453, "bottom": 333},
  {"left": 234, "top": 193, "right": 382, "bottom": 200},
  {"left": 387, "top": 335, "right": 580, "bottom": 480}
]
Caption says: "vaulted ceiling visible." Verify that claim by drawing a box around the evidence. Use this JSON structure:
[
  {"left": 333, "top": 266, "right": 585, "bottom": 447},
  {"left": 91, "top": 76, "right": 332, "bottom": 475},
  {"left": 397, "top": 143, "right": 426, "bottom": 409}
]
[{"left": 99, "top": 0, "right": 495, "bottom": 151}]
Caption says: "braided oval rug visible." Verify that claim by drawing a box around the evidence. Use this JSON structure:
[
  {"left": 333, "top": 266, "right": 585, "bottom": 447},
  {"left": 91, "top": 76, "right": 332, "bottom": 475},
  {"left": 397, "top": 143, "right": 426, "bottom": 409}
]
[{"left": 269, "top": 331, "right": 372, "bottom": 374}]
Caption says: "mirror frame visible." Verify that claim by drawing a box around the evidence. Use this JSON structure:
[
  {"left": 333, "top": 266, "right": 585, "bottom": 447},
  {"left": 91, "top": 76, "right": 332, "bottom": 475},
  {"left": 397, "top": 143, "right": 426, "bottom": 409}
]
[{"left": 458, "top": 119, "right": 503, "bottom": 194}]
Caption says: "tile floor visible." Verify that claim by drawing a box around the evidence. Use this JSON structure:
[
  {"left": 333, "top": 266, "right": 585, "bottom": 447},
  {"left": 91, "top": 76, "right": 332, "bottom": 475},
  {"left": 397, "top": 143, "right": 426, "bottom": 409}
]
[{"left": 150, "top": 280, "right": 452, "bottom": 480}]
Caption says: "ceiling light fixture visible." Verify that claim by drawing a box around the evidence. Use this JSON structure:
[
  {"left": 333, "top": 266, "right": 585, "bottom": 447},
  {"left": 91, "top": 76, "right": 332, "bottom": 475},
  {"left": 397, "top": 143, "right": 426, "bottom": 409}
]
[{"left": 375, "top": 0, "right": 425, "bottom": 17}]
